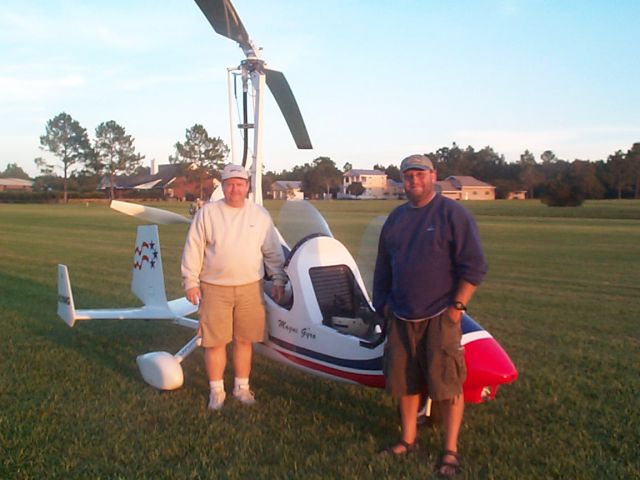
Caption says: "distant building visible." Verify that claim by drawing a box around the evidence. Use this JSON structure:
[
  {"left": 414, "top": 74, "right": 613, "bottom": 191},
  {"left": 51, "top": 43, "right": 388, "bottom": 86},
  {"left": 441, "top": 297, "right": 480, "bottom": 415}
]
[
  {"left": 0, "top": 178, "right": 33, "bottom": 192},
  {"left": 435, "top": 178, "right": 461, "bottom": 200},
  {"left": 436, "top": 176, "right": 495, "bottom": 200},
  {"left": 387, "top": 178, "right": 404, "bottom": 198},
  {"left": 341, "top": 169, "right": 387, "bottom": 199},
  {"left": 270, "top": 180, "right": 303, "bottom": 200},
  {"left": 506, "top": 190, "right": 527, "bottom": 200},
  {"left": 98, "top": 164, "right": 219, "bottom": 200}
]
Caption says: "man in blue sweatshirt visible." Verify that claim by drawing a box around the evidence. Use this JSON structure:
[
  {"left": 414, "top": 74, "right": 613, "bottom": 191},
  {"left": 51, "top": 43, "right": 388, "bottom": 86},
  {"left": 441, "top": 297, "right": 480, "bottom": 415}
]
[{"left": 373, "top": 154, "right": 487, "bottom": 477}]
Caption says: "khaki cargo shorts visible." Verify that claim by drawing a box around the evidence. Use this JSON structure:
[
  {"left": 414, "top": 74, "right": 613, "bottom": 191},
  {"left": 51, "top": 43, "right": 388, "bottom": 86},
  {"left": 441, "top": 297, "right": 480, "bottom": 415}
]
[
  {"left": 198, "top": 281, "right": 266, "bottom": 347},
  {"left": 383, "top": 311, "right": 466, "bottom": 401}
]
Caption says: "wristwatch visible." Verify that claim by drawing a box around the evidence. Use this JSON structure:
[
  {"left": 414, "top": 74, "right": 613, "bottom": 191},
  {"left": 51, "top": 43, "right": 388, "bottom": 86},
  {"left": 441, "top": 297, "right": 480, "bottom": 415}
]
[{"left": 452, "top": 301, "right": 467, "bottom": 311}]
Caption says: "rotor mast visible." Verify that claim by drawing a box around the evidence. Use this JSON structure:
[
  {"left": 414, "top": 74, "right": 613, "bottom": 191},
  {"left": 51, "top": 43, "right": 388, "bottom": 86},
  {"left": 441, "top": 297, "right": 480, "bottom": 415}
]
[{"left": 195, "top": 0, "right": 312, "bottom": 205}]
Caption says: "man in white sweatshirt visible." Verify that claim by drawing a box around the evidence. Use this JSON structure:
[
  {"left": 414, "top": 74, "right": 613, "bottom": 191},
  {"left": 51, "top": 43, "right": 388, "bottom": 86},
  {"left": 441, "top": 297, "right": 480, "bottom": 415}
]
[{"left": 181, "top": 164, "right": 286, "bottom": 410}]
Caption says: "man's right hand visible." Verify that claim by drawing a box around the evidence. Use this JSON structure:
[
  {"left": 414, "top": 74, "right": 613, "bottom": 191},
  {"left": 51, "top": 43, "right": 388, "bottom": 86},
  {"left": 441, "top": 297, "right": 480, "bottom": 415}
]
[{"left": 186, "top": 287, "right": 201, "bottom": 306}]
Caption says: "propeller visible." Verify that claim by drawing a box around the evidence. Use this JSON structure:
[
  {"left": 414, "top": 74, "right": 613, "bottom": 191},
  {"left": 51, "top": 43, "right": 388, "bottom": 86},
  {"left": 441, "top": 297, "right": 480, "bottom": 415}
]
[
  {"left": 356, "top": 215, "right": 387, "bottom": 297},
  {"left": 276, "top": 200, "right": 333, "bottom": 249},
  {"left": 110, "top": 200, "right": 191, "bottom": 225},
  {"left": 194, "top": 0, "right": 312, "bottom": 150}
]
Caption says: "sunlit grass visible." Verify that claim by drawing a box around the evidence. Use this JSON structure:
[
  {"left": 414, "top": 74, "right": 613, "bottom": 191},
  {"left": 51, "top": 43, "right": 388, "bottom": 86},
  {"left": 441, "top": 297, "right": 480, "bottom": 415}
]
[{"left": 1, "top": 200, "right": 639, "bottom": 478}]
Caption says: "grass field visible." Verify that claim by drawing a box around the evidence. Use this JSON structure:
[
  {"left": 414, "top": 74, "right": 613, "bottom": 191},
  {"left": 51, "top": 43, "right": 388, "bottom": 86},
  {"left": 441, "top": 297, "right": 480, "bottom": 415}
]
[{"left": 1, "top": 199, "right": 639, "bottom": 479}]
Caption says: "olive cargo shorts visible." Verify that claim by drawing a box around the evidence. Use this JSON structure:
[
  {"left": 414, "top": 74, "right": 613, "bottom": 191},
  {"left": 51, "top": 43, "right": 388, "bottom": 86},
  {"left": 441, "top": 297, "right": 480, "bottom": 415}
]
[{"left": 384, "top": 311, "right": 466, "bottom": 401}]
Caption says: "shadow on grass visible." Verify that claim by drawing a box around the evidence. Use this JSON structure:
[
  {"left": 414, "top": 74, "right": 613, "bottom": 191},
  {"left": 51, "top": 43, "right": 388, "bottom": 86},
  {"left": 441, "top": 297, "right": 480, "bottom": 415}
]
[{"left": 0, "top": 269, "right": 194, "bottom": 387}]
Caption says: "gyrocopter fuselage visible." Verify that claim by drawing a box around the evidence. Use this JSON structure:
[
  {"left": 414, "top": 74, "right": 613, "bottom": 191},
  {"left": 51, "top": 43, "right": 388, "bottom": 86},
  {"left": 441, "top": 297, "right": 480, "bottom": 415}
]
[{"left": 56, "top": 0, "right": 517, "bottom": 411}]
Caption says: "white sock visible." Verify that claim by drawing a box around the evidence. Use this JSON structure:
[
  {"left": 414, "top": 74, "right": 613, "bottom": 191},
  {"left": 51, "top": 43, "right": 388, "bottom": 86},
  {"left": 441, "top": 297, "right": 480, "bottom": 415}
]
[
  {"left": 209, "top": 380, "right": 224, "bottom": 391},
  {"left": 234, "top": 377, "right": 249, "bottom": 389}
]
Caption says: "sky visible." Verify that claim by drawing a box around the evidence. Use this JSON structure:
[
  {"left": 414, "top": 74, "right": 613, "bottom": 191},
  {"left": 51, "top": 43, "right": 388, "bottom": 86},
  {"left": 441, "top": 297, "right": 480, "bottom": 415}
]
[{"left": 1, "top": 0, "right": 639, "bottom": 178}]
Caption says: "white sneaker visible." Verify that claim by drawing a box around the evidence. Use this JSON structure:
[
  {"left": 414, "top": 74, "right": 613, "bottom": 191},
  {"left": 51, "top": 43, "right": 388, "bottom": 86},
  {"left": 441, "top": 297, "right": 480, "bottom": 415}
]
[
  {"left": 208, "top": 388, "right": 226, "bottom": 410},
  {"left": 233, "top": 384, "right": 256, "bottom": 405}
]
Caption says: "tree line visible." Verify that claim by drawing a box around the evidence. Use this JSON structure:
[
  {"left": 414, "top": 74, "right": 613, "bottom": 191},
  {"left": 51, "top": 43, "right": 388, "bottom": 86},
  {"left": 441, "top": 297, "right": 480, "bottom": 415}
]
[
  {"left": 26, "top": 112, "right": 227, "bottom": 202},
  {"left": 5, "top": 112, "right": 639, "bottom": 204},
  {"left": 264, "top": 143, "right": 640, "bottom": 204}
]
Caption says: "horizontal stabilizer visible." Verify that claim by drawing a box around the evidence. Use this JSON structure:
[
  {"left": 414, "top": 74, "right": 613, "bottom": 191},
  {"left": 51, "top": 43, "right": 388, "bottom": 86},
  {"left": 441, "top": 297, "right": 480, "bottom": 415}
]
[{"left": 168, "top": 297, "right": 199, "bottom": 318}]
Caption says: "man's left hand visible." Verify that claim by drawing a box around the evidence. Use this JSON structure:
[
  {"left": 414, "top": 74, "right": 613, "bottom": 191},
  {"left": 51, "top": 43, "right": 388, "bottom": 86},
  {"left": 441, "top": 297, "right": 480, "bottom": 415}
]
[
  {"left": 446, "top": 306, "right": 463, "bottom": 323},
  {"left": 271, "top": 285, "right": 285, "bottom": 304}
]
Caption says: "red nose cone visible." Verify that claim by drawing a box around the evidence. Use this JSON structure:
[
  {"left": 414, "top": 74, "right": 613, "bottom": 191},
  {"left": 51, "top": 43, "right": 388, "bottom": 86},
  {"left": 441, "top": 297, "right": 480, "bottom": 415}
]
[{"left": 463, "top": 337, "right": 518, "bottom": 403}]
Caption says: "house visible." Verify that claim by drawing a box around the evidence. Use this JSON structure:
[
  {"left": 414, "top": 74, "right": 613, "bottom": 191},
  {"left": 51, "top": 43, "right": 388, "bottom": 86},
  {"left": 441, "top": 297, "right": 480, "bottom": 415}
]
[
  {"left": 98, "top": 164, "right": 220, "bottom": 200},
  {"left": 435, "top": 178, "right": 463, "bottom": 200},
  {"left": 341, "top": 169, "right": 387, "bottom": 199},
  {"left": 386, "top": 178, "right": 404, "bottom": 198},
  {"left": 0, "top": 178, "right": 33, "bottom": 192},
  {"left": 270, "top": 180, "right": 303, "bottom": 200},
  {"left": 506, "top": 190, "right": 527, "bottom": 200},
  {"left": 436, "top": 176, "right": 495, "bottom": 200}
]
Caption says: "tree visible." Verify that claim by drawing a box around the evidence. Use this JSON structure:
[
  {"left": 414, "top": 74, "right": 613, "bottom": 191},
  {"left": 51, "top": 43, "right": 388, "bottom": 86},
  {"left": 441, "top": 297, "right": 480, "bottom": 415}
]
[
  {"left": 346, "top": 181, "right": 365, "bottom": 198},
  {"left": 519, "top": 150, "right": 536, "bottom": 166},
  {"left": 301, "top": 156, "right": 343, "bottom": 198},
  {"left": 626, "top": 142, "right": 640, "bottom": 199},
  {"left": 538, "top": 150, "right": 568, "bottom": 186},
  {"left": 39, "top": 112, "right": 93, "bottom": 203},
  {"left": 571, "top": 160, "right": 604, "bottom": 199},
  {"left": 518, "top": 150, "right": 544, "bottom": 198},
  {"left": 542, "top": 171, "right": 585, "bottom": 207},
  {"left": 342, "top": 162, "right": 353, "bottom": 172},
  {"left": 172, "top": 124, "right": 229, "bottom": 199},
  {"left": 94, "top": 120, "right": 144, "bottom": 199},
  {"left": 34, "top": 157, "right": 55, "bottom": 176},
  {"left": 1, "top": 163, "right": 30, "bottom": 179},
  {"left": 605, "top": 150, "right": 628, "bottom": 199},
  {"left": 471, "top": 146, "right": 507, "bottom": 181},
  {"left": 540, "top": 150, "right": 558, "bottom": 164},
  {"left": 431, "top": 143, "right": 475, "bottom": 177},
  {"left": 379, "top": 164, "right": 402, "bottom": 182}
]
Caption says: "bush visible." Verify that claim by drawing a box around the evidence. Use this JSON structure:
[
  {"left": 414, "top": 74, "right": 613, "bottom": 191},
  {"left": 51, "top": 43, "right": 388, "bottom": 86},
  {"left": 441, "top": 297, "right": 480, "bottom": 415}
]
[
  {"left": 542, "top": 174, "right": 585, "bottom": 207},
  {"left": 0, "top": 190, "right": 60, "bottom": 203},
  {"left": 119, "top": 189, "right": 166, "bottom": 200}
]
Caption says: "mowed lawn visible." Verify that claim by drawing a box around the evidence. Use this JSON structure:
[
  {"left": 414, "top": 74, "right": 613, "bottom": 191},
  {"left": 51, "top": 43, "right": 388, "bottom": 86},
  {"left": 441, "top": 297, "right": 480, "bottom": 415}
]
[{"left": 1, "top": 199, "right": 638, "bottom": 479}]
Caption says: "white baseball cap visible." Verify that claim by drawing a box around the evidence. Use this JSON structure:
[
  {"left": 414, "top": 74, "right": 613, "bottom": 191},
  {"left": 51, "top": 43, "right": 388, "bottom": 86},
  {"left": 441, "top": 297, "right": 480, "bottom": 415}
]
[{"left": 221, "top": 164, "right": 249, "bottom": 181}]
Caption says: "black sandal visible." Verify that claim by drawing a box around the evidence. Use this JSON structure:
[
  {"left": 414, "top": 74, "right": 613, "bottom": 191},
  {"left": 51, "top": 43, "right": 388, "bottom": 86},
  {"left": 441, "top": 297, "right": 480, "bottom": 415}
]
[
  {"left": 436, "top": 450, "right": 462, "bottom": 477},
  {"left": 379, "top": 439, "right": 419, "bottom": 457}
]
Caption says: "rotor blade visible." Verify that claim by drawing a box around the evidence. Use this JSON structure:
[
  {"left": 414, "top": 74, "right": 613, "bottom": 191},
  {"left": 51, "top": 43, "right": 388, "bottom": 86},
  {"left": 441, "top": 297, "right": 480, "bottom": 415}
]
[
  {"left": 356, "top": 215, "right": 387, "bottom": 296},
  {"left": 265, "top": 68, "right": 313, "bottom": 149},
  {"left": 110, "top": 201, "right": 191, "bottom": 225},
  {"left": 193, "top": 0, "right": 251, "bottom": 48}
]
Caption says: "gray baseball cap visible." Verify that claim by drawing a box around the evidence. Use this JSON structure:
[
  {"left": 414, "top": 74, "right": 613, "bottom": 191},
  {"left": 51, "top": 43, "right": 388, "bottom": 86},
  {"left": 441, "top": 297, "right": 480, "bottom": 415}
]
[{"left": 400, "top": 154, "right": 434, "bottom": 172}]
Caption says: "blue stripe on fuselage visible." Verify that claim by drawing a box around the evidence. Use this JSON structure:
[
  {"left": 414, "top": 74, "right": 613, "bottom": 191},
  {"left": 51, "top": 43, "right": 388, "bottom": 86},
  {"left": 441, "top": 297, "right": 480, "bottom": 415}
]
[
  {"left": 268, "top": 335, "right": 383, "bottom": 371},
  {"left": 461, "top": 314, "right": 484, "bottom": 334}
]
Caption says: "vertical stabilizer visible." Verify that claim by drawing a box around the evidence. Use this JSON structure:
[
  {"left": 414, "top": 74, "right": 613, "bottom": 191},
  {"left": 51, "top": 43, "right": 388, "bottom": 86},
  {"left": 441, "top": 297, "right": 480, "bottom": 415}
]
[
  {"left": 131, "top": 225, "right": 168, "bottom": 307},
  {"left": 57, "top": 264, "right": 77, "bottom": 327}
]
